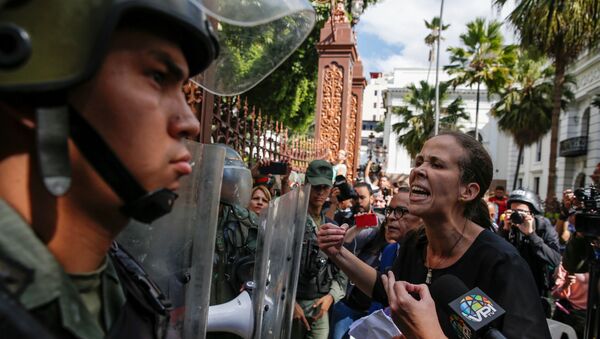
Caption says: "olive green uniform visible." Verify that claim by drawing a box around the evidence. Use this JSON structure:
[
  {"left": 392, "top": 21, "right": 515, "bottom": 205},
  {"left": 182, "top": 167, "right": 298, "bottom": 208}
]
[
  {"left": 292, "top": 213, "right": 347, "bottom": 339},
  {"left": 0, "top": 200, "right": 125, "bottom": 339}
]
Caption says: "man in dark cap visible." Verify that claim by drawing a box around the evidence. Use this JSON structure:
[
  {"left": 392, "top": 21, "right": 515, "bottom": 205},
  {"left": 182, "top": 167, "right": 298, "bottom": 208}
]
[{"left": 292, "top": 160, "right": 347, "bottom": 339}]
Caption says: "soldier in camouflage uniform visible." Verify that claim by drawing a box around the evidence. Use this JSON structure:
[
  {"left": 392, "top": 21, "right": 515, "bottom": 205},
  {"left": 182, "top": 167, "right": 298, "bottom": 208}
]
[{"left": 292, "top": 160, "right": 348, "bottom": 339}]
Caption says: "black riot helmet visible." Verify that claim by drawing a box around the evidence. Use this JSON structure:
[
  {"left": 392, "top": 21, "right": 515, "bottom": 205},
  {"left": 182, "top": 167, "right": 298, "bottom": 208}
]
[
  {"left": 0, "top": 0, "right": 219, "bottom": 93},
  {"left": 507, "top": 188, "right": 544, "bottom": 215}
]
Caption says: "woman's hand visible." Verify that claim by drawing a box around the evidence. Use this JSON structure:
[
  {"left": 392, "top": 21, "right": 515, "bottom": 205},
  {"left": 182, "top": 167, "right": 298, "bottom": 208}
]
[
  {"left": 317, "top": 223, "right": 348, "bottom": 257},
  {"left": 382, "top": 271, "right": 446, "bottom": 339}
]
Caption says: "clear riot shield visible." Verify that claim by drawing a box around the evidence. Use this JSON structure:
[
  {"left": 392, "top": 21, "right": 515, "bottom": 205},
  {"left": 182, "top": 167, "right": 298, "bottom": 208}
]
[
  {"left": 252, "top": 184, "right": 310, "bottom": 339},
  {"left": 118, "top": 141, "right": 225, "bottom": 339}
]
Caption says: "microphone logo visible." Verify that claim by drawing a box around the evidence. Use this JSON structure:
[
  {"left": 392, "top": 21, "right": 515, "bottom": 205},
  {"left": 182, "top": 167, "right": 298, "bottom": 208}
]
[
  {"left": 459, "top": 294, "right": 497, "bottom": 322},
  {"left": 448, "top": 287, "right": 505, "bottom": 332}
]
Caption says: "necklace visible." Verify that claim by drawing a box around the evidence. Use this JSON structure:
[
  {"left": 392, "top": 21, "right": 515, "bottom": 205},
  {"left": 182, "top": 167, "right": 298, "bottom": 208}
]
[{"left": 425, "top": 218, "right": 468, "bottom": 285}]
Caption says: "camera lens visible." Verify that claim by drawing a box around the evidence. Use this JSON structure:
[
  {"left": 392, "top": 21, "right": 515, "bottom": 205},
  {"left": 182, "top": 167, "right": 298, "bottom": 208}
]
[{"left": 510, "top": 211, "right": 524, "bottom": 224}]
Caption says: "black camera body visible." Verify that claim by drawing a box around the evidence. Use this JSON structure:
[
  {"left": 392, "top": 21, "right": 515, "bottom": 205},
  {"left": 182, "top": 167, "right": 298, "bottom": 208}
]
[
  {"left": 510, "top": 211, "right": 525, "bottom": 225},
  {"left": 574, "top": 186, "right": 600, "bottom": 237}
]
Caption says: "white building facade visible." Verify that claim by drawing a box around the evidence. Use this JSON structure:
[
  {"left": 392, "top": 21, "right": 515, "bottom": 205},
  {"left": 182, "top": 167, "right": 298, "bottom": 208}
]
[
  {"left": 359, "top": 72, "right": 393, "bottom": 166},
  {"left": 380, "top": 68, "right": 511, "bottom": 189},
  {"left": 506, "top": 52, "right": 600, "bottom": 199}
]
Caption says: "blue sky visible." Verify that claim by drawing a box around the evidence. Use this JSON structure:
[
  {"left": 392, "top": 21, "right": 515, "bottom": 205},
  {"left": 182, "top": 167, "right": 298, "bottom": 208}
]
[{"left": 354, "top": 0, "right": 516, "bottom": 74}]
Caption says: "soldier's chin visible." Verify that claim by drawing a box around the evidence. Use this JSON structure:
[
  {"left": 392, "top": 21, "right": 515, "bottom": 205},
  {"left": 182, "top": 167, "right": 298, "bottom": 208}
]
[{"left": 165, "top": 180, "right": 181, "bottom": 191}]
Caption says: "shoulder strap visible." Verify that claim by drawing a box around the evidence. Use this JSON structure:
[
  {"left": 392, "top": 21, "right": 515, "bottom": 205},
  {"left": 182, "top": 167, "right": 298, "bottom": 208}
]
[{"left": 109, "top": 242, "right": 172, "bottom": 316}]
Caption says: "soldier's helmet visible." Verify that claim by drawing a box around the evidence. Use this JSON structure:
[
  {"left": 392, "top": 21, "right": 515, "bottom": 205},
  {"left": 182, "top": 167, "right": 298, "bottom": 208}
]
[
  {"left": 0, "top": 0, "right": 219, "bottom": 94},
  {"left": 217, "top": 145, "right": 253, "bottom": 207}
]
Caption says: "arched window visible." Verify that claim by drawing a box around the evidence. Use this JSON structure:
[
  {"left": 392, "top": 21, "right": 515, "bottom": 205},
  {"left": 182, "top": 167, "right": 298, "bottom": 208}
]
[{"left": 581, "top": 107, "right": 590, "bottom": 137}]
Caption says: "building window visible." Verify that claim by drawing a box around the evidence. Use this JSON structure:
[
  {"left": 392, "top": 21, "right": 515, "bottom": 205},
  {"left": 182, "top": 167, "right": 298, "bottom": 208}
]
[
  {"left": 373, "top": 115, "right": 376, "bottom": 121},
  {"left": 534, "top": 177, "right": 540, "bottom": 195},
  {"left": 581, "top": 107, "right": 591, "bottom": 137},
  {"left": 517, "top": 178, "right": 523, "bottom": 188},
  {"left": 535, "top": 142, "right": 542, "bottom": 162},
  {"left": 373, "top": 102, "right": 377, "bottom": 108},
  {"left": 374, "top": 90, "right": 378, "bottom": 96},
  {"left": 520, "top": 153, "right": 524, "bottom": 165}
]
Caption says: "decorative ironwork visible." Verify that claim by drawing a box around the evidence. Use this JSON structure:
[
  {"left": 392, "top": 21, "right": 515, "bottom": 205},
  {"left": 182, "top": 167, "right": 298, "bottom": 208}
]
[
  {"left": 320, "top": 63, "right": 344, "bottom": 163},
  {"left": 559, "top": 136, "right": 588, "bottom": 157},
  {"left": 183, "top": 81, "right": 327, "bottom": 172}
]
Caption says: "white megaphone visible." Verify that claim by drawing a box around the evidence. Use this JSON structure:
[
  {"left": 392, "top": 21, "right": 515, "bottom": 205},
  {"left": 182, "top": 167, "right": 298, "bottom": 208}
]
[{"left": 207, "top": 290, "right": 255, "bottom": 339}]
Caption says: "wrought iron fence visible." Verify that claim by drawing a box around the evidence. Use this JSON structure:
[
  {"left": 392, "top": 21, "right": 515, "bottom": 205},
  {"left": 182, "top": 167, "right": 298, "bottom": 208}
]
[{"left": 184, "top": 80, "right": 327, "bottom": 172}]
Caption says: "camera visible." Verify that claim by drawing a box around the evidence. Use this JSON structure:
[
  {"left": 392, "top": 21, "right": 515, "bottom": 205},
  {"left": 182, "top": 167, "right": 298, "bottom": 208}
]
[
  {"left": 333, "top": 175, "right": 357, "bottom": 202},
  {"left": 574, "top": 185, "right": 600, "bottom": 237},
  {"left": 510, "top": 211, "right": 525, "bottom": 225}
]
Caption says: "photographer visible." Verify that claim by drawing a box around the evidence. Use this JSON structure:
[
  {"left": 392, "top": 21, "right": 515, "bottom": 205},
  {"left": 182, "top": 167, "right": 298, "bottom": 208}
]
[
  {"left": 499, "top": 189, "right": 562, "bottom": 300},
  {"left": 556, "top": 189, "right": 577, "bottom": 248},
  {"left": 326, "top": 176, "right": 358, "bottom": 226}
]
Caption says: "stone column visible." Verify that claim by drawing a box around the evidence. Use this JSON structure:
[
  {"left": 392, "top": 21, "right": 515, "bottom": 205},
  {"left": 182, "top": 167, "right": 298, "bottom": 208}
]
[{"left": 314, "top": 4, "right": 364, "bottom": 180}]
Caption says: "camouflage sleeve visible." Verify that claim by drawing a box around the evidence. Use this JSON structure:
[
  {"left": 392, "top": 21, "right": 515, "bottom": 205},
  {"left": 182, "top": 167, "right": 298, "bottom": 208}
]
[{"left": 328, "top": 267, "right": 348, "bottom": 303}]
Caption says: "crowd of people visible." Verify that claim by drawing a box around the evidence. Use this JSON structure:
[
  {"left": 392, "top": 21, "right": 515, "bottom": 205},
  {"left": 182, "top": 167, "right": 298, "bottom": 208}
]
[
  {"left": 234, "top": 135, "right": 598, "bottom": 338},
  {"left": 2, "top": 1, "right": 600, "bottom": 339}
]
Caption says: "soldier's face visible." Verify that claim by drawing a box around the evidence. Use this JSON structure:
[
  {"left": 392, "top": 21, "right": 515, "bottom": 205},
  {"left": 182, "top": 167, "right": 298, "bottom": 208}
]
[
  {"left": 309, "top": 184, "right": 331, "bottom": 209},
  {"left": 68, "top": 29, "right": 199, "bottom": 209}
]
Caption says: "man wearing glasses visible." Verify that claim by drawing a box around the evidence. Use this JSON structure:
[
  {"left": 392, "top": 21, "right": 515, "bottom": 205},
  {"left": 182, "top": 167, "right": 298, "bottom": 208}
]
[
  {"left": 500, "top": 189, "right": 561, "bottom": 301},
  {"left": 330, "top": 189, "right": 421, "bottom": 339}
]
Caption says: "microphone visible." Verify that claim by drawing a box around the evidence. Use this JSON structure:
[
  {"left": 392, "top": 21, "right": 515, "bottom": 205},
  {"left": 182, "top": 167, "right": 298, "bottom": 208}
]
[{"left": 430, "top": 275, "right": 506, "bottom": 339}]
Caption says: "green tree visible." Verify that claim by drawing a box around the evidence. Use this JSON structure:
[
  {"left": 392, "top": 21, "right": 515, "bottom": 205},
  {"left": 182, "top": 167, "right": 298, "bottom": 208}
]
[
  {"left": 445, "top": 18, "right": 517, "bottom": 141},
  {"left": 494, "top": 0, "right": 600, "bottom": 201},
  {"left": 593, "top": 94, "right": 600, "bottom": 109},
  {"left": 392, "top": 81, "right": 468, "bottom": 158},
  {"left": 244, "top": 0, "right": 382, "bottom": 132},
  {"left": 424, "top": 16, "right": 450, "bottom": 83},
  {"left": 490, "top": 51, "right": 574, "bottom": 190}
]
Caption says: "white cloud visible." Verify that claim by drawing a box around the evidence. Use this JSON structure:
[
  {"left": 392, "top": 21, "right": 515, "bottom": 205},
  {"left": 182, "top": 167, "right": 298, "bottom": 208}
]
[{"left": 356, "top": 0, "right": 517, "bottom": 73}]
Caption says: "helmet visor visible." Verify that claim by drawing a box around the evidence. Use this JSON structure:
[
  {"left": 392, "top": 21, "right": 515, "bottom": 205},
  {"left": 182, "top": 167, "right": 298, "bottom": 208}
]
[{"left": 193, "top": 0, "right": 315, "bottom": 96}]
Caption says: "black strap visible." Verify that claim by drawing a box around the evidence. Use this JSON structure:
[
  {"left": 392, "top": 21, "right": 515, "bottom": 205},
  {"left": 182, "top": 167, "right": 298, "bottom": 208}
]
[
  {"left": 68, "top": 107, "right": 177, "bottom": 223},
  {"left": 109, "top": 242, "right": 171, "bottom": 316},
  {"left": 68, "top": 108, "right": 145, "bottom": 202}
]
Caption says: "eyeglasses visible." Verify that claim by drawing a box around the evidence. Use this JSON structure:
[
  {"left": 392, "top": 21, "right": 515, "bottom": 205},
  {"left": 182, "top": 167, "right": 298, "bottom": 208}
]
[
  {"left": 385, "top": 206, "right": 409, "bottom": 218},
  {"left": 511, "top": 208, "right": 531, "bottom": 215}
]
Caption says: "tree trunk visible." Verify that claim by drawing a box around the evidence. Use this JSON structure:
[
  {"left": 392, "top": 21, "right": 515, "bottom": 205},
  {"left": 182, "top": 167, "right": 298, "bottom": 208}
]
[
  {"left": 546, "top": 57, "right": 566, "bottom": 204},
  {"left": 475, "top": 81, "right": 481, "bottom": 141},
  {"left": 513, "top": 145, "right": 523, "bottom": 190}
]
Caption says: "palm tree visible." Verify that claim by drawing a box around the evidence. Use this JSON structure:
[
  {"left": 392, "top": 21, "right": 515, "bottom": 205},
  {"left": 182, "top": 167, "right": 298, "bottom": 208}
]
[
  {"left": 593, "top": 94, "right": 600, "bottom": 109},
  {"left": 493, "top": 0, "right": 600, "bottom": 202},
  {"left": 491, "top": 51, "right": 574, "bottom": 190},
  {"left": 445, "top": 18, "right": 517, "bottom": 141},
  {"left": 392, "top": 81, "right": 468, "bottom": 158},
  {"left": 424, "top": 16, "right": 450, "bottom": 83}
]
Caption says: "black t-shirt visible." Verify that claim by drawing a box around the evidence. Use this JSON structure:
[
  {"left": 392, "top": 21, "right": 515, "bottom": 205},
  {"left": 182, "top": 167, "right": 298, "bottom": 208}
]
[{"left": 372, "top": 228, "right": 551, "bottom": 339}]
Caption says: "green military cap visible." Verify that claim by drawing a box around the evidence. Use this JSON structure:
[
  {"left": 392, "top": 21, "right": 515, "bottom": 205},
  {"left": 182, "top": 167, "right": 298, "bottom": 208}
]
[{"left": 305, "top": 160, "right": 333, "bottom": 187}]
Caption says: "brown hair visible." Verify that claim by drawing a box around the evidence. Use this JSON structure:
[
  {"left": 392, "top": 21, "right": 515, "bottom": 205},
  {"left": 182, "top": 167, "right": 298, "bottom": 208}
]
[
  {"left": 437, "top": 131, "right": 494, "bottom": 230},
  {"left": 251, "top": 185, "right": 272, "bottom": 203}
]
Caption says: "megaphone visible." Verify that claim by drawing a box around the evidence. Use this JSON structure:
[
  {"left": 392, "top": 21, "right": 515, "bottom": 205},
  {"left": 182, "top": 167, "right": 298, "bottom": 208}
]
[{"left": 207, "top": 291, "right": 254, "bottom": 339}]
